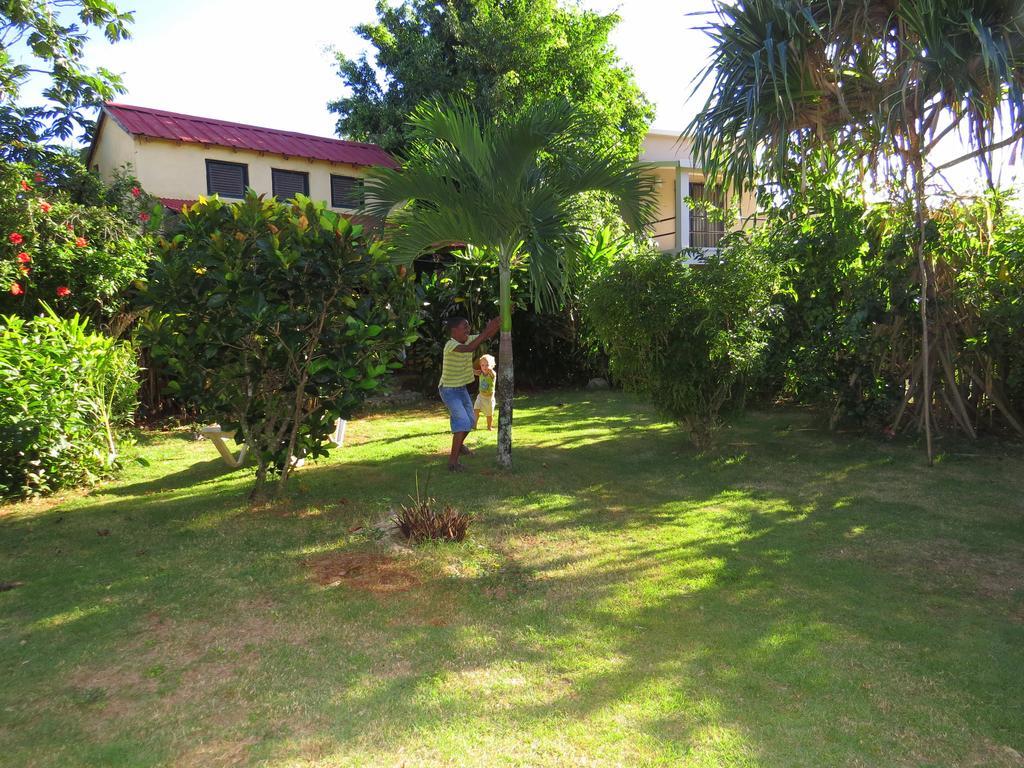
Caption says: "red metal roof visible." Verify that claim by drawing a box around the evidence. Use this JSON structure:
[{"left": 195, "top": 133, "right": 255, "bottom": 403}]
[
  {"left": 100, "top": 103, "right": 398, "bottom": 168},
  {"left": 158, "top": 197, "right": 195, "bottom": 213}
]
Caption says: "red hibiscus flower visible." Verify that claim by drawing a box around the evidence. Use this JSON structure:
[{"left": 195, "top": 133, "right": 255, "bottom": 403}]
[
  {"left": 139, "top": 211, "right": 150, "bottom": 222},
  {"left": 9, "top": 283, "right": 23, "bottom": 296},
  {"left": 75, "top": 237, "right": 88, "bottom": 248},
  {"left": 33, "top": 173, "right": 43, "bottom": 183},
  {"left": 20, "top": 180, "right": 31, "bottom": 191},
  {"left": 65, "top": 223, "right": 74, "bottom": 232},
  {"left": 131, "top": 186, "right": 141, "bottom": 198},
  {"left": 39, "top": 201, "right": 52, "bottom": 213},
  {"left": 8, "top": 232, "right": 23, "bottom": 245},
  {"left": 16, "top": 252, "right": 30, "bottom": 263},
  {"left": 56, "top": 286, "right": 71, "bottom": 297}
]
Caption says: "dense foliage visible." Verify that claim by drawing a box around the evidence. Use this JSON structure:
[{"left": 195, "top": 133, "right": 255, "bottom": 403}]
[
  {"left": 330, "top": 0, "right": 652, "bottom": 162},
  {"left": 751, "top": 169, "right": 904, "bottom": 426},
  {"left": 406, "top": 242, "right": 608, "bottom": 391},
  {"left": 746, "top": 174, "right": 1024, "bottom": 438},
  {"left": 689, "top": 0, "right": 1024, "bottom": 462},
  {"left": 584, "top": 243, "right": 780, "bottom": 447},
  {"left": 0, "top": 159, "right": 157, "bottom": 323},
  {"left": 0, "top": 306, "right": 137, "bottom": 498},
  {"left": 934, "top": 195, "right": 1024, "bottom": 427},
  {"left": 142, "top": 192, "right": 420, "bottom": 497}
]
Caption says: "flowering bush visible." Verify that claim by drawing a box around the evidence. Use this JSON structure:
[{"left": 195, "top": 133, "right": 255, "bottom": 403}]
[
  {"left": 0, "top": 306, "right": 138, "bottom": 498},
  {"left": 0, "top": 160, "right": 158, "bottom": 322}
]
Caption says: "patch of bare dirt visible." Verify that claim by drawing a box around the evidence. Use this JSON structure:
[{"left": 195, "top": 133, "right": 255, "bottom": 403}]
[
  {"left": 172, "top": 736, "right": 258, "bottom": 768},
  {"left": 830, "top": 538, "right": 1024, "bottom": 601},
  {"left": 67, "top": 597, "right": 308, "bottom": 733},
  {"left": 965, "top": 739, "right": 1024, "bottom": 767},
  {"left": 304, "top": 551, "right": 420, "bottom": 594},
  {"left": 386, "top": 592, "right": 458, "bottom": 628}
]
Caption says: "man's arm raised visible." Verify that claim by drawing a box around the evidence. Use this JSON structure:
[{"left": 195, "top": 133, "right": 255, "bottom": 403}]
[{"left": 454, "top": 317, "right": 501, "bottom": 353}]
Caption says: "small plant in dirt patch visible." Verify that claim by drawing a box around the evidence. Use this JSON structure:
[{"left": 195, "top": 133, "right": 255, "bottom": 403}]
[{"left": 393, "top": 474, "right": 472, "bottom": 543}]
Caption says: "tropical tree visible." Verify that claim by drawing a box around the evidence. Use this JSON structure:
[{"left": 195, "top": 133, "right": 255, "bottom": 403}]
[
  {"left": 689, "top": 0, "right": 1024, "bottom": 464},
  {"left": 365, "top": 100, "right": 657, "bottom": 468},
  {"left": 329, "top": 0, "right": 652, "bottom": 162},
  {"left": 1, "top": 0, "right": 133, "bottom": 160}
]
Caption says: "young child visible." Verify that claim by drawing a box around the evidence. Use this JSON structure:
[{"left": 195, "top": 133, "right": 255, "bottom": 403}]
[
  {"left": 473, "top": 354, "right": 497, "bottom": 430},
  {"left": 439, "top": 315, "right": 500, "bottom": 471}
]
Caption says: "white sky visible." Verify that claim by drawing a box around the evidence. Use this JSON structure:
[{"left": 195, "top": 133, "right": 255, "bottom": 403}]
[
  {"left": 69, "top": 0, "right": 713, "bottom": 135},
  {"left": 21, "top": 0, "right": 1022, "bottom": 193}
]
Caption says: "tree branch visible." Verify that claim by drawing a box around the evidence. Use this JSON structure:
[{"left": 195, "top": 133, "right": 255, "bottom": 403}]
[
  {"left": 922, "top": 119, "right": 961, "bottom": 155},
  {"left": 926, "top": 126, "right": 1024, "bottom": 179}
]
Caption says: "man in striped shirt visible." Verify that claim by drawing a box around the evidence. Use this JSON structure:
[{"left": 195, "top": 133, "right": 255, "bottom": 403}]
[{"left": 439, "top": 315, "right": 500, "bottom": 471}]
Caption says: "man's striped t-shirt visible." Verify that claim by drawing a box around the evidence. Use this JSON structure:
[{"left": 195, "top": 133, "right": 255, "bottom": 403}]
[{"left": 439, "top": 335, "right": 477, "bottom": 387}]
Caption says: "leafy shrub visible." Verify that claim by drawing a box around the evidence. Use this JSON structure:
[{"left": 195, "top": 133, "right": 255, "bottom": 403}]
[
  {"left": 141, "top": 192, "right": 420, "bottom": 498},
  {"left": 584, "top": 242, "right": 779, "bottom": 447},
  {"left": 0, "top": 159, "right": 157, "bottom": 323},
  {"left": 751, "top": 173, "right": 904, "bottom": 426},
  {"left": 0, "top": 306, "right": 138, "bottom": 498},
  {"left": 756, "top": 166, "right": 1024, "bottom": 436}
]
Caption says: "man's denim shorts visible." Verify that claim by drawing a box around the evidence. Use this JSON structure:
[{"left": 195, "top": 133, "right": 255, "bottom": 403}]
[{"left": 439, "top": 385, "right": 475, "bottom": 433}]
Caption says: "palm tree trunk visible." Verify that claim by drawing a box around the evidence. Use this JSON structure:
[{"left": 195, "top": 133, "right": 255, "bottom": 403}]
[{"left": 496, "top": 257, "right": 514, "bottom": 469}]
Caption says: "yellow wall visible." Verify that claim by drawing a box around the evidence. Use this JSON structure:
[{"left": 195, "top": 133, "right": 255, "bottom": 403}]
[
  {"left": 640, "top": 131, "right": 696, "bottom": 165},
  {"left": 91, "top": 119, "right": 372, "bottom": 212},
  {"left": 642, "top": 131, "right": 759, "bottom": 251},
  {"left": 90, "top": 117, "right": 138, "bottom": 184},
  {"left": 650, "top": 166, "right": 678, "bottom": 251}
]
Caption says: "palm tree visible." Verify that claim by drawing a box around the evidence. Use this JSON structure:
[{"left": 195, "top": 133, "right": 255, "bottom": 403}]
[
  {"left": 365, "top": 100, "right": 656, "bottom": 468},
  {"left": 688, "top": 0, "right": 1024, "bottom": 464}
]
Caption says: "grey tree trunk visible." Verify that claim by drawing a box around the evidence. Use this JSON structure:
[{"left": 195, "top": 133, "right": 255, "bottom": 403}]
[{"left": 497, "top": 262, "right": 514, "bottom": 469}]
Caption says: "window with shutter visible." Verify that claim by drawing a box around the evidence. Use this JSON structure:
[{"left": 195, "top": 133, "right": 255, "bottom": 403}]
[
  {"left": 271, "top": 168, "right": 309, "bottom": 200},
  {"left": 205, "top": 160, "right": 248, "bottom": 198},
  {"left": 330, "top": 174, "right": 363, "bottom": 209}
]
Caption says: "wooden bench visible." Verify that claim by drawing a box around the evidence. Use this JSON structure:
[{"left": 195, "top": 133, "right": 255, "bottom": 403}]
[{"left": 200, "top": 419, "right": 347, "bottom": 468}]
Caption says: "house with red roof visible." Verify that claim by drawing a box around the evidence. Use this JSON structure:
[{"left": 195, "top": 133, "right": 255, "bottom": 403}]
[{"left": 86, "top": 103, "right": 398, "bottom": 216}]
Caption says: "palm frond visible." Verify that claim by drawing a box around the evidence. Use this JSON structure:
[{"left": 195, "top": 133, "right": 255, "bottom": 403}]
[
  {"left": 368, "top": 98, "right": 656, "bottom": 310},
  {"left": 688, "top": 0, "right": 1024, "bottom": 190}
]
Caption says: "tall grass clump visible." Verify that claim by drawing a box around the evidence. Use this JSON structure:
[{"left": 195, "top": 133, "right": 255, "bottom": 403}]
[{"left": 0, "top": 306, "right": 138, "bottom": 498}]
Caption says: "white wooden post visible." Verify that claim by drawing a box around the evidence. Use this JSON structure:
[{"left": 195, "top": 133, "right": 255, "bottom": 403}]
[{"left": 676, "top": 166, "right": 690, "bottom": 252}]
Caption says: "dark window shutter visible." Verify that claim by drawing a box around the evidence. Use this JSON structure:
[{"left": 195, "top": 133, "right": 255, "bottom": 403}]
[
  {"left": 331, "top": 174, "right": 362, "bottom": 208},
  {"left": 206, "top": 160, "right": 248, "bottom": 198},
  {"left": 271, "top": 168, "right": 309, "bottom": 200}
]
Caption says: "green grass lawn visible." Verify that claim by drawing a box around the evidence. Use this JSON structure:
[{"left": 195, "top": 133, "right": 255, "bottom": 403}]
[{"left": 2, "top": 391, "right": 1022, "bottom": 767}]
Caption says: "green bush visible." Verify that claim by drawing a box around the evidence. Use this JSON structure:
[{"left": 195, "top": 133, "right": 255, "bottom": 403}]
[
  {"left": 584, "top": 242, "right": 779, "bottom": 447},
  {"left": 756, "top": 166, "right": 1024, "bottom": 436},
  {"left": 0, "top": 306, "right": 138, "bottom": 498},
  {"left": 751, "top": 173, "right": 904, "bottom": 426},
  {"left": 141, "top": 192, "right": 420, "bottom": 498},
  {"left": 0, "top": 159, "right": 157, "bottom": 323}
]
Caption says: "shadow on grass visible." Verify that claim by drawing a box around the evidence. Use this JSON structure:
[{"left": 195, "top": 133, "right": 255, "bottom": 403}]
[
  {"left": 2, "top": 393, "right": 1022, "bottom": 766},
  {"left": 87, "top": 456, "right": 238, "bottom": 499}
]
